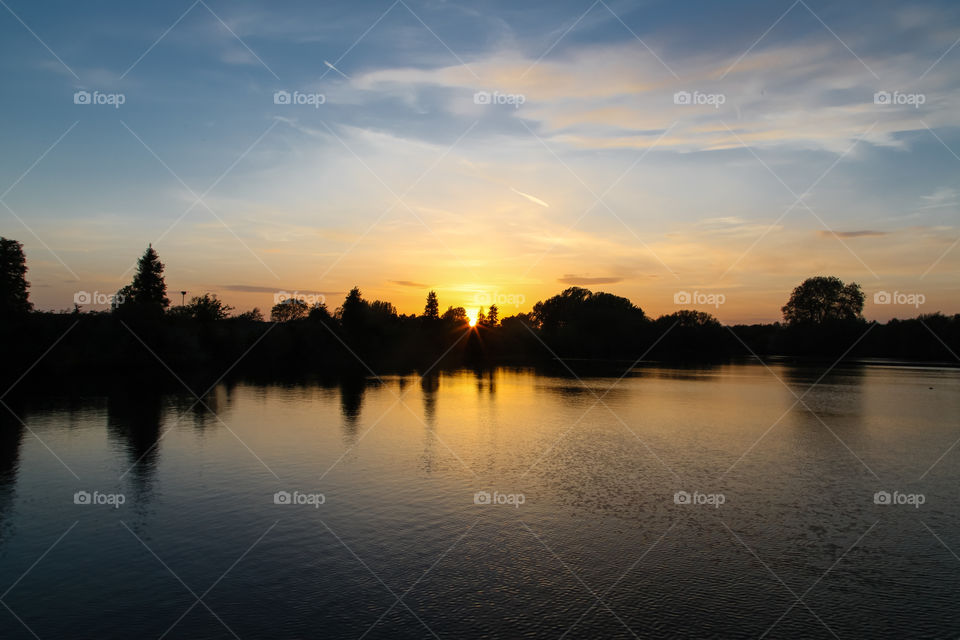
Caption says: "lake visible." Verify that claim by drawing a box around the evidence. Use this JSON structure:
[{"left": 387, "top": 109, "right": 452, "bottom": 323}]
[{"left": 1, "top": 362, "right": 958, "bottom": 639}]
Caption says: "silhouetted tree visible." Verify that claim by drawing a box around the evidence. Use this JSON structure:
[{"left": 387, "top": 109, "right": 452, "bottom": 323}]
[
  {"left": 476, "top": 308, "right": 486, "bottom": 326},
  {"left": 171, "top": 293, "right": 233, "bottom": 321},
  {"left": 423, "top": 290, "right": 439, "bottom": 320},
  {"left": 370, "top": 300, "right": 397, "bottom": 318},
  {"left": 116, "top": 245, "right": 169, "bottom": 312},
  {"left": 340, "top": 287, "right": 368, "bottom": 330},
  {"left": 0, "top": 238, "right": 32, "bottom": 315},
  {"left": 782, "top": 276, "right": 864, "bottom": 325},
  {"left": 532, "top": 287, "right": 647, "bottom": 357},
  {"left": 658, "top": 309, "right": 721, "bottom": 328},
  {"left": 442, "top": 306, "right": 468, "bottom": 325},
  {"left": 271, "top": 298, "right": 308, "bottom": 322},
  {"left": 235, "top": 307, "right": 264, "bottom": 321},
  {"left": 532, "top": 286, "right": 591, "bottom": 330},
  {"left": 650, "top": 310, "right": 730, "bottom": 360},
  {"left": 484, "top": 304, "right": 499, "bottom": 327},
  {"left": 308, "top": 302, "right": 331, "bottom": 322},
  {"left": 501, "top": 312, "right": 534, "bottom": 328}
]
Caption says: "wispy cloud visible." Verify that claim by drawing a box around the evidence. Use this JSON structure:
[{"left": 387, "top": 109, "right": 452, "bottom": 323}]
[
  {"left": 220, "top": 284, "right": 341, "bottom": 295},
  {"left": 511, "top": 187, "right": 550, "bottom": 208},
  {"left": 350, "top": 18, "right": 960, "bottom": 154},
  {"left": 917, "top": 187, "right": 958, "bottom": 209},
  {"left": 558, "top": 275, "right": 624, "bottom": 285},
  {"left": 817, "top": 230, "right": 889, "bottom": 238},
  {"left": 221, "top": 284, "right": 282, "bottom": 293}
]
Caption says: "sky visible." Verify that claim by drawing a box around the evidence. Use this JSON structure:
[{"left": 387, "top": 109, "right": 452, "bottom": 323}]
[{"left": 1, "top": 0, "right": 958, "bottom": 323}]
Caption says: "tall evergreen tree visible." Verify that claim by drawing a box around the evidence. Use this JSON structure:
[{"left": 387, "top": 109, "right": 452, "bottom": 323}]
[
  {"left": 423, "top": 290, "right": 439, "bottom": 320},
  {"left": 0, "top": 238, "right": 32, "bottom": 315},
  {"left": 117, "top": 244, "right": 169, "bottom": 310}
]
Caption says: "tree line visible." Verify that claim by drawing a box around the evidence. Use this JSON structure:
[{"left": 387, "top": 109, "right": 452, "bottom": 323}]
[{"left": 1, "top": 239, "right": 957, "bottom": 387}]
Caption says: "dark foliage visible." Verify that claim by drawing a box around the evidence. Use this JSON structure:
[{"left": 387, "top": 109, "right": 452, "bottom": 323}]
[
  {"left": 0, "top": 241, "right": 955, "bottom": 386},
  {"left": 782, "top": 276, "right": 864, "bottom": 325},
  {"left": 0, "top": 237, "right": 32, "bottom": 316}
]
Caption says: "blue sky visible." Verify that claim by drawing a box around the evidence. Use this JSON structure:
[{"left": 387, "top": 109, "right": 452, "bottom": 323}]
[{"left": 1, "top": 0, "right": 958, "bottom": 322}]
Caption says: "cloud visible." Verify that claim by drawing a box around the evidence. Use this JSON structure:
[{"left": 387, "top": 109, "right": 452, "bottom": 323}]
[
  {"left": 511, "top": 187, "right": 550, "bottom": 208},
  {"left": 390, "top": 280, "right": 430, "bottom": 288},
  {"left": 348, "top": 24, "right": 960, "bottom": 154},
  {"left": 221, "top": 284, "right": 281, "bottom": 293},
  {"left": 220, "top": 284, "right": 342, "bottom": 295},
  {"left": 917, "top": 187, "right": 958, "bottom": 209},
  {"left": 558, "top": 275, "right": 624, "bottom": 285},
  {"left": 817, "top": 230, "right": 889, "bottom": 238},
  {"left": 700, "top": 217, "right": 746, "bottom": 226}
]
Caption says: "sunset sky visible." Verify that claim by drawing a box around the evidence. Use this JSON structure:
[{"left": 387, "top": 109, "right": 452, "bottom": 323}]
[{"left": 1, "top": 0, "right": 958, "bottom": 322}]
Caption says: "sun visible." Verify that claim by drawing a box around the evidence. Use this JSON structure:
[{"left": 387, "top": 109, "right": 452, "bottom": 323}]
[{"left": 468, "top": 307, "right": 483, "bottom": 327}]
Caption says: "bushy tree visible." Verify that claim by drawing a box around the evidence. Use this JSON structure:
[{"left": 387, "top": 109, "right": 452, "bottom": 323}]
[
  {"left": 271, "top": 298, "right": 308, "bottom": 322},
  {"left": 651, "top": 310, "right": 727, "bottom": 359},
  {"left": 0, "top": 238, "right": 32, "bottom": 315},
  {"left": 370, "top": 300, "right": 397, "bottom": 318},
  {"left": 174, "top": 293, "right": 233, "bottom": 321},
  {"left": 532, "top": 287, "right": 645, "bottom": 332},
  {"left": 340, "top": 287, "right": 368, "bottom": 330},
  {"left": 657, "top": 309, "right": 721, "bottom": 328},
  {"left": 782, "top": 276, "right": 864, "bottom": 325},
  {"left": 442, "top": 306, "right": 468, "bottom": 325},
  {"left": 235, "top": 307, "right": 264, "bottom": 321},
  {"left": 308, "top": 302, "right": 331, "bottom": 322},
  {"left": 530, "top": 287, "right": 647, "bottom": 357}
]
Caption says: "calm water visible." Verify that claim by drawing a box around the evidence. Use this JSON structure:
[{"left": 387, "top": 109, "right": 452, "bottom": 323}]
[{"left": 1, "top": 363, "right": 959, "bottom": 639}]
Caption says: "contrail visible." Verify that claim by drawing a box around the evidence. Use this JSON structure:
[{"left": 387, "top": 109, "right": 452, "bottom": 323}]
[
  {"left": 324, "top": 60, "right": 350, "bottom": 79},
  {"left": 511, "top": 187, "right": 549, "bottom": 208}
]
